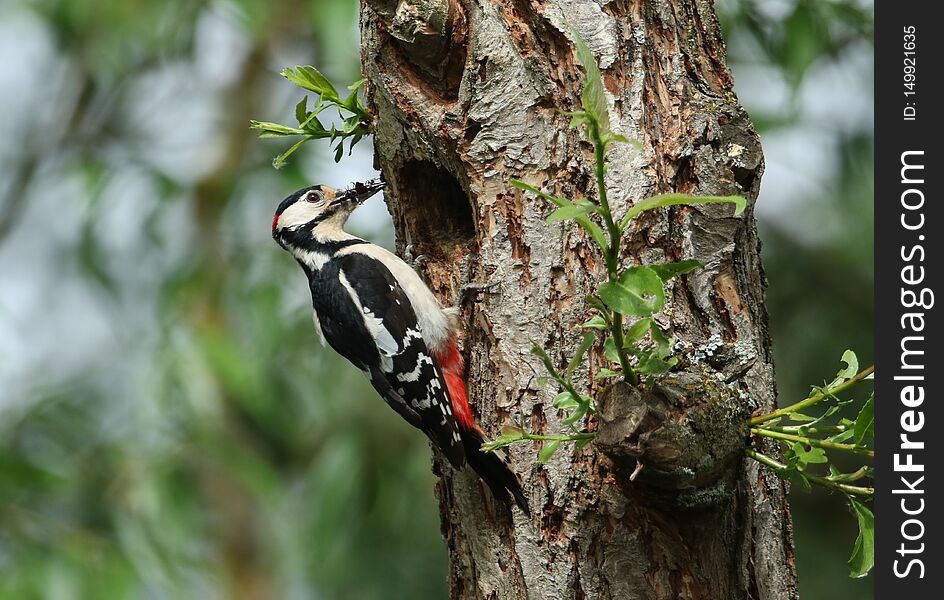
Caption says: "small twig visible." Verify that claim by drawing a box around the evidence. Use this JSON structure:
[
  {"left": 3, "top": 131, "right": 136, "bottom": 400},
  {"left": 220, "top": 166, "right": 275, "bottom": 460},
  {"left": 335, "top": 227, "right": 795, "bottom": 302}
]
[
  {"left": 480, "top": 431, "right": 596, "bottom": 453},
  {"left": 629, "top": 460, "right": 645, "bottom": 481},
  {"left": 750, "top": 427, "right": 874, "bottom": 458},
  {"left": 745, "top": 448, "right": 874, "bottom": 498},
  {"left": 749, "top": 365, "right": 874, "bottom": 426},
  {"left": 764, "top": 424, "right": 849, "bottom": 436}
]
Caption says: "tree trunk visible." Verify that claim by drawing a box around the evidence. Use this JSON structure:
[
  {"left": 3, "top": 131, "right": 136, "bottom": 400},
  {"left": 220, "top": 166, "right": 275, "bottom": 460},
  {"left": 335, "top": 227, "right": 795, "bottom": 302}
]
[{"left": 360, "top": 1, "right": 798, "bottom": 598}]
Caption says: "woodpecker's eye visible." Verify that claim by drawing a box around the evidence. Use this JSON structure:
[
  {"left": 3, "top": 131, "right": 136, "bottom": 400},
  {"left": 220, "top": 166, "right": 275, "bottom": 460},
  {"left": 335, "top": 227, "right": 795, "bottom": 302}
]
[{"left": 304, "top": 190, "right": 325, "bottom": 205}]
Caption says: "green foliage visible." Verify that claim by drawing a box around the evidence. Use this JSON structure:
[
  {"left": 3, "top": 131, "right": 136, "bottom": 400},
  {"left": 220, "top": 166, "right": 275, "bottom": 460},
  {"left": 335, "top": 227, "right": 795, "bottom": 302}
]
[
  {"left": 847, "top": 497, "right": 875, "bottom": 578},
  {"left": 250, "top": 66, "right": 371, "bottom": 168},
  {"left": 748, "top": 351, "right": 875, "bottom": 577},
  {"left": 484, "top": 29, "right": 743, "bottom": 463},
  {"left": 598, "top": 266, "right": 665, "bottom": 318},
  {"left": 619, "top": 193, "right": 745, "bottom": 230}
]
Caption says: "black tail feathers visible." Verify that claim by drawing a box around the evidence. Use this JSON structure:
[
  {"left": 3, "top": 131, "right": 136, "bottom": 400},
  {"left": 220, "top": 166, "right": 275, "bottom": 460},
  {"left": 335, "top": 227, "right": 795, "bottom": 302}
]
[{"left": 460, "top": 427, "right": 531, "bottom": 516}]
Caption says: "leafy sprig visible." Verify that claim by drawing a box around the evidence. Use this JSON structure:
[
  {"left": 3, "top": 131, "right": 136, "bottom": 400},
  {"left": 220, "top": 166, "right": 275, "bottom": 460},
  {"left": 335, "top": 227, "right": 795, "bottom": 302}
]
[
  {"left": 485, "top": 27, "right": 744, "bottom": 462},
  {"left": 749, "top": 350, "right": 875, "bottom": 577},
  {"left": 250, "top": 66, "right": 372, "bottom": 168}
]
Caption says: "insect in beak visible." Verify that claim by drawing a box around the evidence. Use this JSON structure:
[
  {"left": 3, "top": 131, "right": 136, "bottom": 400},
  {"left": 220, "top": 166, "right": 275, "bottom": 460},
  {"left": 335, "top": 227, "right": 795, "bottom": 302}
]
[{"left": 336, "top": 178, "right": 385, "bottom": 206}]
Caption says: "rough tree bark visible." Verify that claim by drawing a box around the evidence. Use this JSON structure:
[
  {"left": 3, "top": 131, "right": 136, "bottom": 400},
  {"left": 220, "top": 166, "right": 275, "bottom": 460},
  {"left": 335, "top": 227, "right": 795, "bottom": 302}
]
[{"left": 360, "top": 1, "right": 798, "bottom": 598}]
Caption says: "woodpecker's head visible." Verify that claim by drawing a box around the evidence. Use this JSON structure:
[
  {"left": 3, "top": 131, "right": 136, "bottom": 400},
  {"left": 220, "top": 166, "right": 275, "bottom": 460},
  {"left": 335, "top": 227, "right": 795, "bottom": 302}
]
[{"left": 272, "top": 179, "right": 384, "bottom": 249}]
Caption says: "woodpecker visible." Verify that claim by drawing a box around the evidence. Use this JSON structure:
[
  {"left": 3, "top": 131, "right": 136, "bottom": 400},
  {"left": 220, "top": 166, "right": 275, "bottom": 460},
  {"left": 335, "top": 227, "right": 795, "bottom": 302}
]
[{"left": 272, "top": 180, "right": 529, "bottom": 515}]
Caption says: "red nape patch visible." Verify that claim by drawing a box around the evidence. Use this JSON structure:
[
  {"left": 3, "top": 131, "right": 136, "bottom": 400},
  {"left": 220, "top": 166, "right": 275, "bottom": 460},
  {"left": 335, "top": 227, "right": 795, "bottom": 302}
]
[
  {"left": 272, "top": 213, "right": 280, "bottom": 235},
  {"left": 434, "top": 339, "right": 481, "bottom": 433}
]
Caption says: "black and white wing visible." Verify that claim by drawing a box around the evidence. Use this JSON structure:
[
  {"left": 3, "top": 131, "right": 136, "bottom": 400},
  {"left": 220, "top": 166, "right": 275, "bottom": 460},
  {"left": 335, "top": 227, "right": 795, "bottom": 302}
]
[{"left": 310, "top": 252, "right": 465, "bottom": 466}]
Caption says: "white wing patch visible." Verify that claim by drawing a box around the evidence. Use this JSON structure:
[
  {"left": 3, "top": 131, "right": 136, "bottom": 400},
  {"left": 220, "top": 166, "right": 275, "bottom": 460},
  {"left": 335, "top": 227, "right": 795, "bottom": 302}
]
[{"left": 337, "top": 271, "right": 400, "bottom": 360}]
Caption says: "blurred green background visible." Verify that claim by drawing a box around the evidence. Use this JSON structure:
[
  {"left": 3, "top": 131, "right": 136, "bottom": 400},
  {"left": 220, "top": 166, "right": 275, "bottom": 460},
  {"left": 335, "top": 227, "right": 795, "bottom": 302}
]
[{"left": 0, "top": 0, "right": 872, "bottom": 598}]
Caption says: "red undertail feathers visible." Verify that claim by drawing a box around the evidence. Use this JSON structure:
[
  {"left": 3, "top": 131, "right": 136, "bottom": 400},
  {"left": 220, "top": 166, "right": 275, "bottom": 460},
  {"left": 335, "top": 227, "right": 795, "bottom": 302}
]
[{"left": 434, "top": 338, "right": 480, "bottom": 433}]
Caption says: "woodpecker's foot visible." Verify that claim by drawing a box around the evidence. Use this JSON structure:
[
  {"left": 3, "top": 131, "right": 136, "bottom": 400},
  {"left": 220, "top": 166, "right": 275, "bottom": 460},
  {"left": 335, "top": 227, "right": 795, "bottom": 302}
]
[{"left": 402, "top": 244, "right": 429, "bottom": 271}]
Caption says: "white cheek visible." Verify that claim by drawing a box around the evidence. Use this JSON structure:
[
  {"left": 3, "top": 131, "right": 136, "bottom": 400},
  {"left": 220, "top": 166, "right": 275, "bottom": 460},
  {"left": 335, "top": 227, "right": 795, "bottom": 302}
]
[{"left": 279, "top": 201, "right": 322, "bottom": 229}]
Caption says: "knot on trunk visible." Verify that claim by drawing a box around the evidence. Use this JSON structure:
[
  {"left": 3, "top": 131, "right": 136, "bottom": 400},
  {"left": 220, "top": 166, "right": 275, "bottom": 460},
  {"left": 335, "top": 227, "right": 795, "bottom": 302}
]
[{"left": 595, "top": 371, "right": 750, "bottom": 507}]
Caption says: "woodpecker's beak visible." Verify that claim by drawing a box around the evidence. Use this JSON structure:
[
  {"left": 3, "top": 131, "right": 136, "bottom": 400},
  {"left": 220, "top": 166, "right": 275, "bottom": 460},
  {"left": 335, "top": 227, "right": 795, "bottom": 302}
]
[{"left": 336, "top": 178, "right": 384, "bottom": 206}]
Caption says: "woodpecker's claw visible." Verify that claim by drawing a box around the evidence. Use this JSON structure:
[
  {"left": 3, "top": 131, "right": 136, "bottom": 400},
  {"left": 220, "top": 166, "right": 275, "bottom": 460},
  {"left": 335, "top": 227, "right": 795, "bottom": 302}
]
[{"left": 402, "top": 244, "right": 429, "bottom": 271}]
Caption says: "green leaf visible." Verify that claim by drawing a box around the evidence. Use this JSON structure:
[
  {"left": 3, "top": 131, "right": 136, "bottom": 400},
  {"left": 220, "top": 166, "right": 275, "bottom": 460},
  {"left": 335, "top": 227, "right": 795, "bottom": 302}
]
[
  {"left": 562, "top": 402, "right": 589, "bottom": 426},
  {"left": 511, "top": 180, "right": 569, "bottom": 207},
  {"left": 300, "top": 111, "right": 328, "bottom": 134},
  {"left": 538, "top": 440, "right": 562, "bottom": 464},
  {"left": 512, "top": 180, "right": 608, "bottom": 249},
  {"left": 547, "top": 200, "right": 596, "bottom": 224},
  {"left": 637, "top": 354, "right": 677, "bottom": 376},
  {"left": 585, "top": 295, "right": 608, "bottom": 314},
  {"left": 349, "top": 132, "right": 364, "bottom": 152},
  {"left": 847, "top": 497, "right": 875, "bottom": 577},
  {"left": 342, "top": 90, "right": 364, "bottom": 113},
  {"left": 582, "top": 315, "right": 608, "bottom": 330},
  {"left": 607, "top": 133, "right": 631, "bottom": 144},
  {"left": 598, "top": 267, "right": 665, "bottom": 316},
  {"left": 334, "top": 143, "right": 344, "bottom": 163},
  {"left": 828, "top": 429, "right": 856, "bottom": 443},
  {"left": 530, "top": 343, "right": 561, "bottom": 383},
  {"left": 566, "top": 110, "right": 590, "bottom": 130},
  {"left": 553, "top": 392, "right": 580, "bottom": 410},
  {"left": 787, "top": 412, "right": 816, "bottom": 422},
  {"left": 603, "top": 337, "right": 621, "bottom": 364},
  {"left": 250, "top": 120, "right": 307, "bottom": 137},
  {"left": 789, "top": 441, "right": 828, "bottom": 469},
  {"left": 649, "top": 323, "right": 673, "bottom": 358},
  {"left": 568, "top": 23, "right": 610, "bottom": 137},
  {"left": 827, "top": 466, "right": 872, "bottom": 483},
  {"left": 828, "top": 349, "right": 860, "bottom": 388},
  {"left": 620, "top": 193, "right": 747, "bottom": 229},
  {"left": 853, "top": 395, "right": 874, "bottom": 444},
  {"left": 594, "top": 368, "right": 622, "bottom": 380},
  {"left": 295, "top": 97, "right": 309, "bottom": 123},
  {"left": 623, "top": 318, "right": 652, "bottom": 345},
  {"left": 481, "top": 426, "right": 525, "bottom": 452},
  {"left": 282, "top": 65, "right": 340, "bottom": 102},
  {"left": 787, "top": 470, "right": 813, "bottom": 493},
  {"left": 839, "top": 350, "right": 859, "bottom": 379},
  {"left": 566, "top": 332, "right": 596, "bottom": 378},
  {"left": 573, "top": 215, "right": 608, "bottom": 250},
  {"left": 649, "top": 260, "right": 703, "bottom": 282},
  {"left": 635, "top": 323, "right": 676, "bottom": 375},
  {"left": 574, "top": 436, "right": 593, "bottom": 452}
]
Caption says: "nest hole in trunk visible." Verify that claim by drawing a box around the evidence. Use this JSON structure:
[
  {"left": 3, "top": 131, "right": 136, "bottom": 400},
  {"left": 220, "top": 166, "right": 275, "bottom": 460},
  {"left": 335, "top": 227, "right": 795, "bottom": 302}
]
[{"left": 396, "top": 160, "right": 475, "bottom": 253}]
